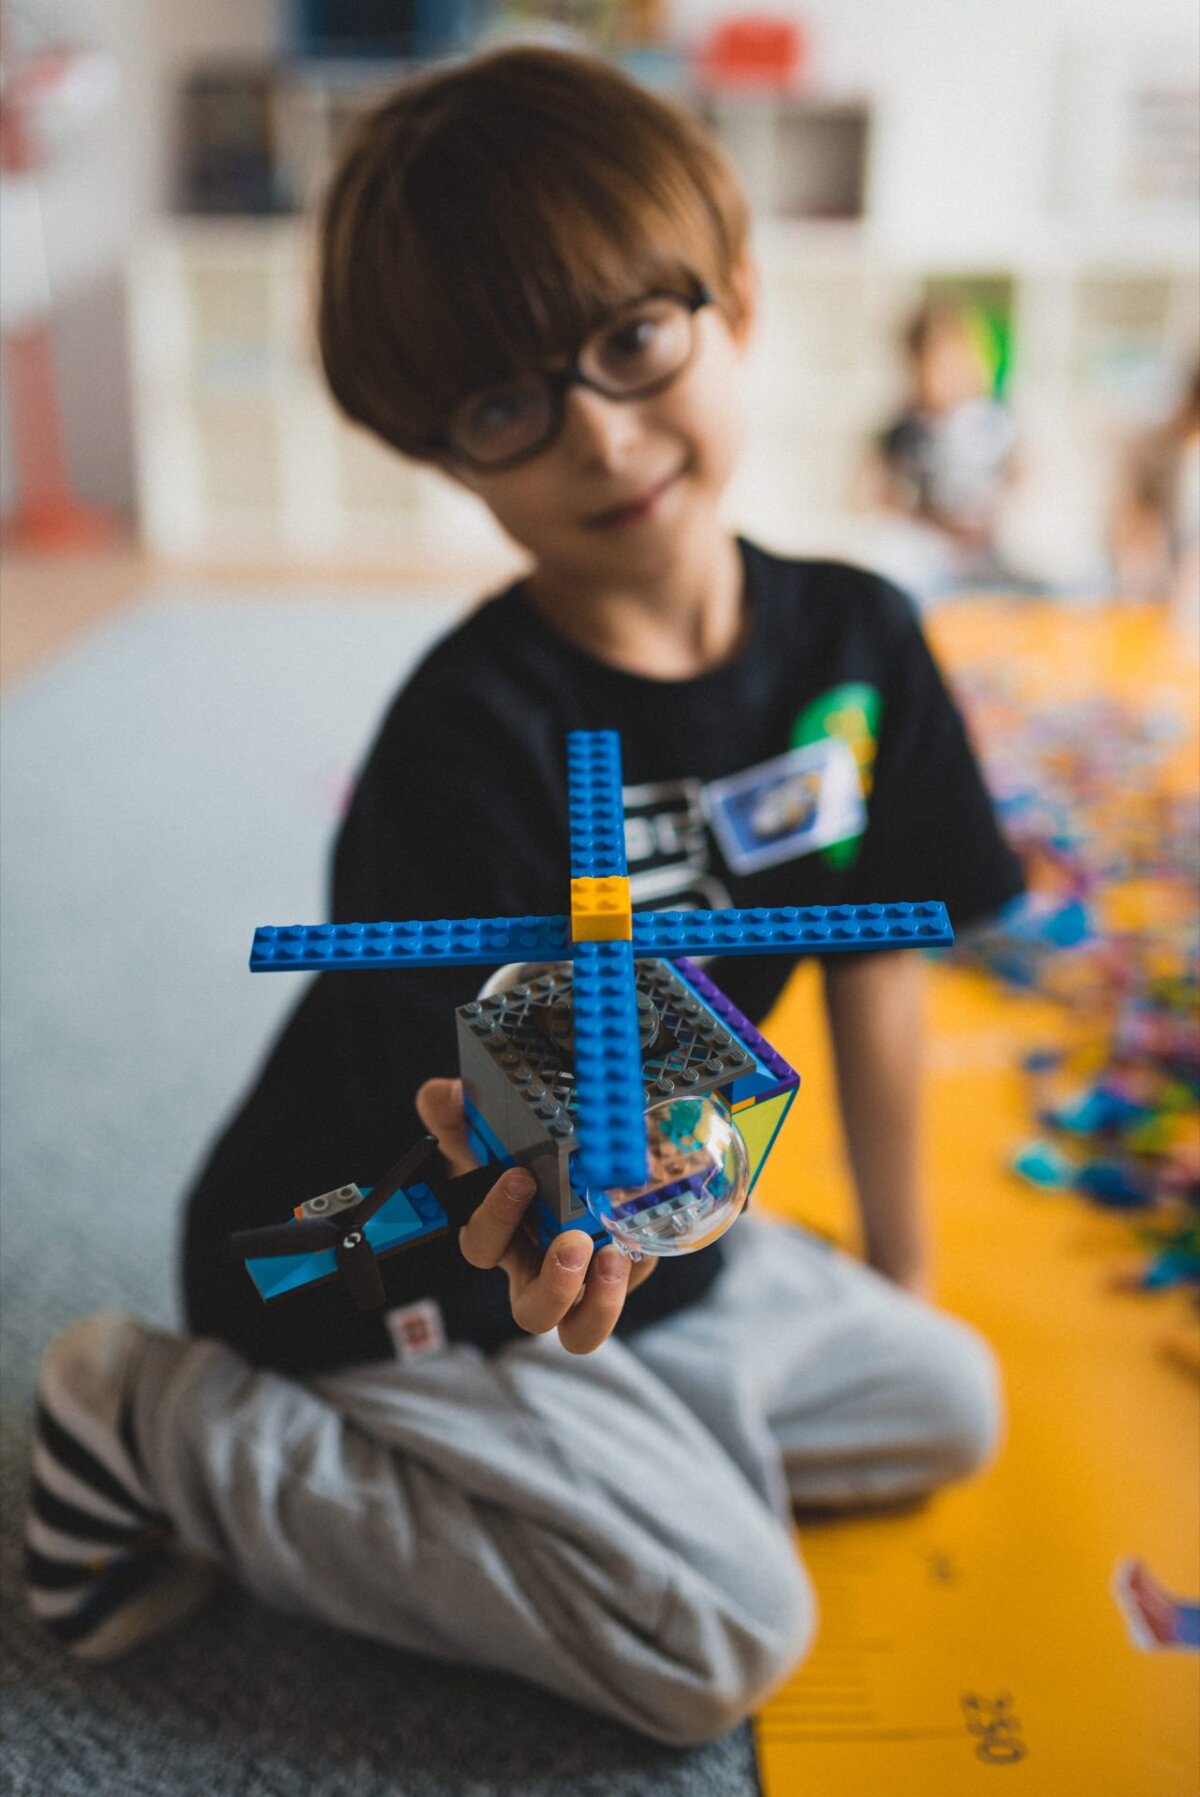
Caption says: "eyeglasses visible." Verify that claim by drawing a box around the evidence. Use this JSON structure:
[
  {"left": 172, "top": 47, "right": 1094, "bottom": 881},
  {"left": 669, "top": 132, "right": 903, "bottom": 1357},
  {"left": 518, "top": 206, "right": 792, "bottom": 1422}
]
[{"left": 435, "top": 287, "right": 712, "bottom": 472}]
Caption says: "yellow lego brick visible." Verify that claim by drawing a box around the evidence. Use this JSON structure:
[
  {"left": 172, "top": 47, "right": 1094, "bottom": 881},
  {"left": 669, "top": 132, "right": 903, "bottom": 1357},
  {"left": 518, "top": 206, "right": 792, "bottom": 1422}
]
[{"left": 570, "top": 875, "right": 633, "bottom": 942}]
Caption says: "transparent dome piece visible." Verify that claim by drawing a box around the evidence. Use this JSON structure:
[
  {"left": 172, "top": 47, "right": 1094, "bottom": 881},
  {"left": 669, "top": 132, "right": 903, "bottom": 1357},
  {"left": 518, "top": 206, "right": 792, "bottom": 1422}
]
[{"left": 583, "top": 1096, "right": 750, "bottom": 1259}]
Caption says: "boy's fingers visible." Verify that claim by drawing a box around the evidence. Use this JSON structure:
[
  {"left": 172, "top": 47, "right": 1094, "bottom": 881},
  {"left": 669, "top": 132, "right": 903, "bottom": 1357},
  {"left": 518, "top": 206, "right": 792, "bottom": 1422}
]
[
  {"left": 458, "top": 1167, "right": 538, "bottom": 1267},
  {"left": 556, "top": 1246, "right": 632, "bottom": 1355},
  {"left": 509, "top": 1230, "right": 595, "bottom": 1336},
  {"left": 456, "top": 1166, "right": 661, "bottom": 1347},
  {"left": 414, "top": 1078, "right": 477, "bottom": 1175}
]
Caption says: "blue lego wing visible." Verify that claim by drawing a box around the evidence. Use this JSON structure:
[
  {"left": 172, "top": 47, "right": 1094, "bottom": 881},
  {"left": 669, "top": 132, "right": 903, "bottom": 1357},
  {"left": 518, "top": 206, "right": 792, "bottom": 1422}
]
[
  {"left": 250, "top": 903, "right": 951, "bottom": 972},
  {"left": 251, "top": 915, "right": 571, "bottom": 972},
  {"left": 567, "top": 730, "right": 628, "bottom": 879},
  {"left": 570, "top": 940, "right": 649, "bottom": 1192},
  {"left": 630, "top": 901, "right": 954, "bottom": 957},
  {"left": 244, "top": 1181, "right": 448, "bottom": 1301}
]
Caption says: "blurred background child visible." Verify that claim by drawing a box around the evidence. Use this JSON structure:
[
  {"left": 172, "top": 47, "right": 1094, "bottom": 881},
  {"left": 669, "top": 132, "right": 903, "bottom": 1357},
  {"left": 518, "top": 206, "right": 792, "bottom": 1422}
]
[{"left": 871, "top": 299, "right": 1024, "bottom": 600}]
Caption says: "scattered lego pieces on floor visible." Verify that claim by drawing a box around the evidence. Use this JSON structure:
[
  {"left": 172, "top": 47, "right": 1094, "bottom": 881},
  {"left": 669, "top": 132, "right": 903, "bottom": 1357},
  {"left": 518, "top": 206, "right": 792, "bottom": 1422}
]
[{"left": 951, "top": 668, "right": 1200, "bottom": 1298}]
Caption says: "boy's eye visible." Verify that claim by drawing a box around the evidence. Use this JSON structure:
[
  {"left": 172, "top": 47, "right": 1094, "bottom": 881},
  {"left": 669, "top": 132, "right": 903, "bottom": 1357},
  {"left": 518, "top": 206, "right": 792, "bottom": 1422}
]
[
  {"left": 589, "top": 299, "right": 691, "bottom": 389},
  {"left": 599, "top": 308, "right": 666, "bottom": 368},
  {"left": 453, "top": 380, "right": 548, "bottom": 459},
  {"left": 465, "top": 386, "right": 540, "bottom": 438},
  {"left": 606, "top": 315, "right": 661, "bottom": 361}
]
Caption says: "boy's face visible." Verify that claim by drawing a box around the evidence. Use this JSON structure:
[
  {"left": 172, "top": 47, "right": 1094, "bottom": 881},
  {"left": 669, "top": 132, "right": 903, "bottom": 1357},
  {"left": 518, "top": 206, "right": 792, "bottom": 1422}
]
[
  {"left": 916, "top": 322, "right": 985, "bottom": 414},
  {"left": 438, "top": 281, "right": 753, "bottom": 588}
]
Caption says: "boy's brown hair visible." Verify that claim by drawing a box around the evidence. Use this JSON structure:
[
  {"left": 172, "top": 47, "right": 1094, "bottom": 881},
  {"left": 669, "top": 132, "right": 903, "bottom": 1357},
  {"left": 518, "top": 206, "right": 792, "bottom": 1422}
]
[{"left": 317, "top": 46, "right": 750, "bottom": 461}]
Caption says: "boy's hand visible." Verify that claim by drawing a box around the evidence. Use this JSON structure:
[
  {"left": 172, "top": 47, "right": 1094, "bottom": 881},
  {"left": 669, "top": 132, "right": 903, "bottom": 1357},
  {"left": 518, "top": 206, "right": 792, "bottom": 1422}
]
[{"left": 416, "top": 1078, "right": 655, "bottom": 1355}]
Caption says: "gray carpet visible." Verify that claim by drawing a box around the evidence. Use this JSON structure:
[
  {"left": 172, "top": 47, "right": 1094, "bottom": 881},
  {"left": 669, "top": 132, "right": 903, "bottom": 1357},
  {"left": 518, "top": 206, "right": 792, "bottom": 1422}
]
[{"left": 0, "top": 594, "right": 762, "bottom": 1796}]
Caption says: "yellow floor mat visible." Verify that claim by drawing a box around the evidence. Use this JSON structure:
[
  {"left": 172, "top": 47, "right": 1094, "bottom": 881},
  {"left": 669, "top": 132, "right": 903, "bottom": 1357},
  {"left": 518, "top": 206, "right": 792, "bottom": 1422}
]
[{"left": 752, "top": 603, "right": 1199, "bottom": 1796}]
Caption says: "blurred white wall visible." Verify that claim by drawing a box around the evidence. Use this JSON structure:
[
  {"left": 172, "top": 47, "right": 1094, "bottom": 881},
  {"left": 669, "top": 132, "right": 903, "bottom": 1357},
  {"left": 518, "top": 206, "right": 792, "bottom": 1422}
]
[{"left": 679, "top": 0, "right": 1199, "bottom": 256}]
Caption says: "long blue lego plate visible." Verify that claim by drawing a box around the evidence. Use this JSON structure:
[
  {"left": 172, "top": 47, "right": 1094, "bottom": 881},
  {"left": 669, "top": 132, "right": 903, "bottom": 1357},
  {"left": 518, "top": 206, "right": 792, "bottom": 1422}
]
[
  {"left": 251, "top": 915, "right": 571, "bottom": 971},
  {"left": 630, "top": 901, "right": 953, "bottom": 957},
  {"left": 567, "top": 730, "right": 628, "bottom": 880},
  {"left": 245, "top": 1180, "right": 447, "bottom": 1300},
  {"left": 570, "top": 939, "right": 649, "bottom": 1191}
]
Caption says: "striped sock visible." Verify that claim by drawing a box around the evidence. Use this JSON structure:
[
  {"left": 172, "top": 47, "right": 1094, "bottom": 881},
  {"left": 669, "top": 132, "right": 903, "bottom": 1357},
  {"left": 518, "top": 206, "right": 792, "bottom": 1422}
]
[{"left": 27, "top": 1314, "right": 215, "bottom": 1661}]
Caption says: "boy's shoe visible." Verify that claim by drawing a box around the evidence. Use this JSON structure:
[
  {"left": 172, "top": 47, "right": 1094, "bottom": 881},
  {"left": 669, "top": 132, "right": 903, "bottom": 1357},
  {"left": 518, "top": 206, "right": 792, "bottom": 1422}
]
[{"left": 26, "top": 1313, "right": 216, "bottom": 1661}]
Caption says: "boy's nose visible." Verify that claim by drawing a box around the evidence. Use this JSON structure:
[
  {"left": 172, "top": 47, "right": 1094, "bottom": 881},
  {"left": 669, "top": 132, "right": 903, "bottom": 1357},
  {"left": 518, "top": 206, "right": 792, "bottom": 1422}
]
[{"left": 561, "top": 384, "right": 644, "bottom": 469}]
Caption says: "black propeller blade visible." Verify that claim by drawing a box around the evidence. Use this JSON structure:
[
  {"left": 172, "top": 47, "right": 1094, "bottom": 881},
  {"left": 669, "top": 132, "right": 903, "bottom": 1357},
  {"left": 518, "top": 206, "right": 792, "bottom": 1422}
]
[
  {"left": 354, "top": 1134, "right": 441, "bottom": 1226},
  {"left": 229, "top": 1218, "right": 341, "bottom": 1259},
  {"left": 335, "top": 1230, "right": 386, "bottom": 1310}
]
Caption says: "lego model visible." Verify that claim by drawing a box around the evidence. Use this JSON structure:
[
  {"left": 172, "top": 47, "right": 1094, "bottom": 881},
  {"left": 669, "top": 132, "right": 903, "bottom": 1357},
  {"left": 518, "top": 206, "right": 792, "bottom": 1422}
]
[{"left": 234, "top": 730, "right": 954, "bottom": 1307}]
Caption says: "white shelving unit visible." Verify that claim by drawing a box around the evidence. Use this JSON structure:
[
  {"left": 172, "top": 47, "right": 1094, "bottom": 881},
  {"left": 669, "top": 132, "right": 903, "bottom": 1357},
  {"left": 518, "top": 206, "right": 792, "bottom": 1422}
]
[{"left": 131, "top": 217, "right": 512, "bottom": 563}]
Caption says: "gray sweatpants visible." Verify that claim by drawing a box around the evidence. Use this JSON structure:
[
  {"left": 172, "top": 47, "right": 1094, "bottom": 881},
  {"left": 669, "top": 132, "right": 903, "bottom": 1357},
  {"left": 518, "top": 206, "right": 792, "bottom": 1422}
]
[{"left": 134, "top": 1216, "right": 1000, "bottom": 1746}]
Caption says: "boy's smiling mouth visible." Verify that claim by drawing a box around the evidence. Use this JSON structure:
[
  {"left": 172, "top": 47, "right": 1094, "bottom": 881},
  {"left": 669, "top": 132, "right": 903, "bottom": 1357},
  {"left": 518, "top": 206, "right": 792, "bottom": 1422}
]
[{"left": 583, "top": 469, "right": 682, "bottom": 531}]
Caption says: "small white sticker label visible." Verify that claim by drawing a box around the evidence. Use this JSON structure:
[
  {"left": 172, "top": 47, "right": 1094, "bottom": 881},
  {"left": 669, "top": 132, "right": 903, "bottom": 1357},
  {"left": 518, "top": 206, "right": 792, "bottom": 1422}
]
[
  {"left": 704, "top": 738, "right": 866, "bottom": 874},
  {"left": 385, "top": 1298, "right": 447, "bottom": 1363}
]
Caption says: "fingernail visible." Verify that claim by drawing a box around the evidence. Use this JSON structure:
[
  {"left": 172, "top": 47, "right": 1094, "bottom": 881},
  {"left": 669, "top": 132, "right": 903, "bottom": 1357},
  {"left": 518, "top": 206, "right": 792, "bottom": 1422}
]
[
  {"left": 503, "top": 1172, "right": 536, "bottom": 1204},
  {"left": 595, "top": 1248, "right": 626, "bottom": 1283},
  {"left": 555, "top": 1240, "right": 588, "bottom": 1271}
]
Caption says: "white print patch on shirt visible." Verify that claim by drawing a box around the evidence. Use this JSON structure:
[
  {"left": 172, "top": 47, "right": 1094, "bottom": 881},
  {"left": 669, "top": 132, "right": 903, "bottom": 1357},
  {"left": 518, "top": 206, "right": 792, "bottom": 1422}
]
[
  {"left": 703, "top": 739, "right": 867, "bottom": 875},
  {"left": 622, "top": 775, "right": 734, "bottom": 912},
  {"left": 386, "top": 1297, "right": 447, "bottom": 1363}
]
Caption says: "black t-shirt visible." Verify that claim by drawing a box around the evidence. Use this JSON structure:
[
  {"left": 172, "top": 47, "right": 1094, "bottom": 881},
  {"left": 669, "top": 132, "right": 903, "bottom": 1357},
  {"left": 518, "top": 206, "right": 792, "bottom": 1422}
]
[{"left": 182, "top": 540, "right": 1023, "bottom": 1373}]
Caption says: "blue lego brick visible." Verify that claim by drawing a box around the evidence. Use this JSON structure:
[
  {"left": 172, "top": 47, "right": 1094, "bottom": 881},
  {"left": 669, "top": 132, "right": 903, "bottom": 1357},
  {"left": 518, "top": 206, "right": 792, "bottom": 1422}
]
[
  {"left": 567, "top": 731, "right": 628, "bottom": 880},
  {"left": 251, "top": 914, "right": 571, "bottom": 972},
  {"left": 526, "top": 1203, "right": 612, "bottom": 1253},
  {"left": 569, "top": 939, "right": 649, "bottom": 1191},
  {"left": 463, "top": 1094, "right": 511, "bottom": 1170},
  {"left": 630, "top": 901, "right": 954, "bottom": 958},
  {"left": 725, "top": 1067, "right": 793, "bottom": 1106},
  {"left": 245, "top": 1180, "right": 447, "bottom": 1301}
]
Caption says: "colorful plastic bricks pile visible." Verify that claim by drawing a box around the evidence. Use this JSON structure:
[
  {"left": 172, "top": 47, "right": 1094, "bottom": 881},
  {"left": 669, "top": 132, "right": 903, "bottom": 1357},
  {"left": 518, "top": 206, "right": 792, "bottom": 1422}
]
[{"left": 951, "top": 670, "right": 1200, "bottom": 1294}]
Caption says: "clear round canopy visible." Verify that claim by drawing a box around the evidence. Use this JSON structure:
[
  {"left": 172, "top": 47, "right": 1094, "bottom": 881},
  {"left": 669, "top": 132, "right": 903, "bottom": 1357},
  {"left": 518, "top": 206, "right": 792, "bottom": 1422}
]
[{"left": 584, "top": 1096, "right": 750, "bottom": 1259}]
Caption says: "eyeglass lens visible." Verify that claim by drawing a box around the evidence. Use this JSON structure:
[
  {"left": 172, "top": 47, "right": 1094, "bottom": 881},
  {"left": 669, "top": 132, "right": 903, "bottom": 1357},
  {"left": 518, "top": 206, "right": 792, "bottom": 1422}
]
[{"left": 448, "top": 294, "right": 701, "bottom": 468}]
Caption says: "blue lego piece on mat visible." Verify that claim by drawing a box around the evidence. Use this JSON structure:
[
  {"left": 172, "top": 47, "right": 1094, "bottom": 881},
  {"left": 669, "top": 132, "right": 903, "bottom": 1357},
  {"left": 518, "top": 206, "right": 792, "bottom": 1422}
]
[
  {"left": 567, "top": 730, "right": 628, "bottom": 880},
  {"left": 630, "top": 901, "right": 953, "bottom": 957},
  {"left": 570, "top": 939, "right": 649, "bottom": 1191},
  {"left": 251, "top": 914, "right": 571, "bottom": 972}
]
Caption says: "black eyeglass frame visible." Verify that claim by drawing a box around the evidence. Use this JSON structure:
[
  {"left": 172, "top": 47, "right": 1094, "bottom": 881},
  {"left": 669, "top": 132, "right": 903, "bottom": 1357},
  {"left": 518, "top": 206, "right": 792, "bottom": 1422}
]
[{"left": 430, "top": 285, "right": 714, "bottom": 473}]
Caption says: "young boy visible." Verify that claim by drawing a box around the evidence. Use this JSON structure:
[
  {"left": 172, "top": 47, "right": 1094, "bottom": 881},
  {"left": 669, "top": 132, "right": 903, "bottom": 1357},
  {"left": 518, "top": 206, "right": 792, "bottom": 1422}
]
[
  {"left": 874, "top": 300, "right": 1021, "bottom": 599},
  {"left": 27, "top": 47, "right": 1024, "bottom": 1744}
]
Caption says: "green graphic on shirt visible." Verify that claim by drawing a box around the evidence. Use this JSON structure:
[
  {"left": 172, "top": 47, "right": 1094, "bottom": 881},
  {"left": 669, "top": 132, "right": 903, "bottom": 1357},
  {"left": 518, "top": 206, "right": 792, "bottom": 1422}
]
[{"left": 789, "top": 683, "right": 882, "bottom": 868}]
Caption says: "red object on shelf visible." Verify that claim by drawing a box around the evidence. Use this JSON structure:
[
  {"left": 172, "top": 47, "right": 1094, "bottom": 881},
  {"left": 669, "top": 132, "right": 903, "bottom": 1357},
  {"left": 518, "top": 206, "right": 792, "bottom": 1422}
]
[
  {"left": 695, "top": 15, "right": 806, "bottom": 92},
  {"left": 0, "top": 19, "right": 117, "bottom": 553},
  {"left": 2, "top": 327, "right": 116, "bottom": 550}
]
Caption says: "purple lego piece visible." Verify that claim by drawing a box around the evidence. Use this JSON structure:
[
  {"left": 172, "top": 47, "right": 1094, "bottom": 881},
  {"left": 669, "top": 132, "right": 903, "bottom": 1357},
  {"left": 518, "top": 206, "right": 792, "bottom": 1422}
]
[
  {"left": 609, "top": 1170, "right": 709, "bottom": 1220},
  {"left": 675, "top": 957, "right": 800, "bottom": 1092}
]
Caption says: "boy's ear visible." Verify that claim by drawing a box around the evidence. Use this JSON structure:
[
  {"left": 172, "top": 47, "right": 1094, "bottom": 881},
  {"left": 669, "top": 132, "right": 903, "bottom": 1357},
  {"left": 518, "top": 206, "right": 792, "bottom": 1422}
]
[{"left": 727, "top": 256, "right": 759, "bottom": 349}]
